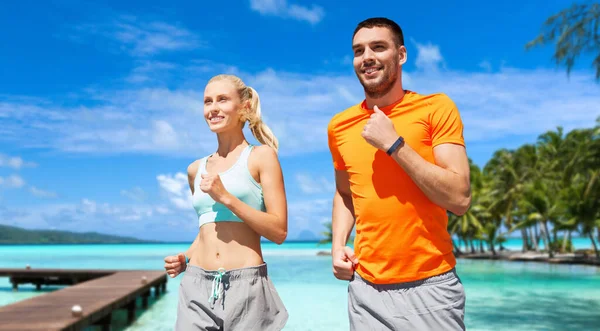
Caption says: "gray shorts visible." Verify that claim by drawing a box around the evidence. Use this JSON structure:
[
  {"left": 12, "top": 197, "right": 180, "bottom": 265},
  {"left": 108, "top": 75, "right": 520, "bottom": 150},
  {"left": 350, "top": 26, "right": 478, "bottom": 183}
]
[
  {"left": 348, "top": 268, "right": 466, "bottom": 331},
  {"left": 175, "top": 263, "right": 288, "bottom": 331}
]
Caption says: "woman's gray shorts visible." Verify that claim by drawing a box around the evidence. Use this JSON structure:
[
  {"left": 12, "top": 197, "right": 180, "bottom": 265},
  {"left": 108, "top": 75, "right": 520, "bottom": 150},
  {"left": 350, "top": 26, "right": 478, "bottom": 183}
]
[{"left": 175, "top": 263, "right": 288, "bottom": 331}]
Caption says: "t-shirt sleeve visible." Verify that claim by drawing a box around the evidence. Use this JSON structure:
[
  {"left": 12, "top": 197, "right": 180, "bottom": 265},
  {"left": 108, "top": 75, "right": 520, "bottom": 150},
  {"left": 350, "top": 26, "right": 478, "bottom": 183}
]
[
  {"left": 327, "top": 119, "right": 346, "bottom": 171},
  {"left": 430, "top": 95, "right": 466, "bottom": 148}
]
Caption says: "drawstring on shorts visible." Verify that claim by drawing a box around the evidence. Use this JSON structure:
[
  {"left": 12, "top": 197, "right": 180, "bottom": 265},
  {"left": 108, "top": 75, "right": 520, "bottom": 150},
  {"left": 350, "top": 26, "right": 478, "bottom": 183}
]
[{"left": 208, "top": 268, "right": 226, "bottom": 307}]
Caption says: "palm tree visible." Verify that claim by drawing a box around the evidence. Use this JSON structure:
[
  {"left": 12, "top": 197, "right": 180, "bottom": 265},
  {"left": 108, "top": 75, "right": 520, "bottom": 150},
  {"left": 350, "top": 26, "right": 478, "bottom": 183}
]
[
  {"left": 319, "top": 221, "right": 333, "bottom": 245},
  {"left": 526, "top": 2, "right": 600, "bottom": 80},
  {"left": 521, "top": 177, "right": 561, "bottom": 257},
  {"left": 560, "top": 127, "right": 600, "bottom": 259},
  {"left": 563, "top": 168, "right": 600, "bottom": 259},
  {"left": 485, "top": 147, "right": 534, "bottom": 252},
  {"left": 448, "top": 159, "right": 486, "bottom": 254},
  {"left": 318, "top": 221, "right": 354, "bottom": 245},
  {"left": 445, "top": 120, "right": 599, "bottom": 258},
  {"left": 448, "top": 213, "right": 464, "bottom": 255}
]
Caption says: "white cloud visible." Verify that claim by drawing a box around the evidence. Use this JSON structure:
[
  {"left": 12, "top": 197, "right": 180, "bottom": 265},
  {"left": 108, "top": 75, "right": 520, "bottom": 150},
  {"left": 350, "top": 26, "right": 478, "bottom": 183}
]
[
  {"left": 287, "top": 198, "right": 332, "bottom": 240},
  {"left": 408, "top": 68, "right": 600, "bottom": 142},
  {"left": 152, "top": 120, "right": 179, "bottom": 148},
  {"left": 250, "top": 0, "right": 324, "bottom": 25},
  {"left": 72, "top": 16, "right": 201, "bottom": 57},
  {"left": 479, "top": 60, "right": 492, "bottom": 72},
  {"left": 0, "top": 154, "right": 36, "bottom": 169},
  {"left": 0, "top": 160, "right": 56, "bottom": 198},
  {"left": 155, "top": 206, "right": 171, "bottom": 215},
  {"left": 0, "top": 87, "right": 211, "bottom": 155},
  {"left": 157, "top": 172, "right": 193, "bottom": 210},
  {"left": 30, "top": 186, "right": 58, "bottom": 198},
  {"left": 295, "top": 173, "right": 333, "bottom": 194},
  {"left": 244, "top": 69, "right": 360, "bottom": 156},
  {"left": 0, "top": 175, "right": 25, "bottom": 189},
  {"left": 414, "top": 41, "right": 444, "bottom": 71},
  {"left": 121, "top": 186, "right": 146, "bottom": 202},
  {"left": 0, "top": 67, "right": 356, "bottom": 157},
  {"left": 126, "top": 61, "right": 177, "bottom": 83},
  {"left": 1, "top": 42, "right": 599, "bottom": 159},
  {"left": 0, "top": 164, "right": 198, "bottom": 241},
  {"left": 0, "top": 198, "right": 196, "bottom": 242}
]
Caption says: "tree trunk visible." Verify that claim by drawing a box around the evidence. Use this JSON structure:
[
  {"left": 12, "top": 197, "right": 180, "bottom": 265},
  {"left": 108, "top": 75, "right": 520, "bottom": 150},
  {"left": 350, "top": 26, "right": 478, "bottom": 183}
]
[
  {"left": 597, "top": 227, "right": 600, "bottom": 255},
  {"left": 540, "top": 221, "right": 553, "bottom": 258},
  {"left": 521, "top": 228, "right": 529, "bottom": 252},
  {"left": 561, "top": 230, "right": 571, "bottom": 253},
  {"left": 479, "top": 240, "right": 484, "bottom": 253},
  {"left": 470, "top": 240, "right": 476, "bottom": 254},
  {"left": 452, "top": 239, "right": 462, "bottom": 255},
  {"left": 489, "top": 240, "right": 497, "bottom": 256},
  {"left": 589, "top": 233, "right": 599, "bottom": 260},
  {"left": 535, "top": 223, "right": 540, "bottom": 243},
  {"left": 531, "top": 226, "right": 539, "bottom": 252},
  {"left": 552, "top": 227, "right": 558, "bottom": 246}
]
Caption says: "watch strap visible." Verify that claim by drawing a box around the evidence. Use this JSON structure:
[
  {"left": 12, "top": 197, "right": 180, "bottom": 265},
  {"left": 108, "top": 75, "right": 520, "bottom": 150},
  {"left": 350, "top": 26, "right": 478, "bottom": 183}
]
[{"left": 386, "top": 136, "right": 404, "bottom": 155}]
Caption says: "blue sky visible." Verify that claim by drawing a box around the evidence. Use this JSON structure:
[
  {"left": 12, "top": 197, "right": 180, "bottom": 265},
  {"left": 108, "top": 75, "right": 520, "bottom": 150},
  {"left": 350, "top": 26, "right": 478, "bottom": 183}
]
[{"left": 1, "top": 0, "right": 599, "bottom": 242}]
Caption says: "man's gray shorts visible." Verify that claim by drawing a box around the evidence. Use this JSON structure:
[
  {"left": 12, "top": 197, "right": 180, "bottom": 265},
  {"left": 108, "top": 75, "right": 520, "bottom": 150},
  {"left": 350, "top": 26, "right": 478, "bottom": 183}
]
[
  {"left": 175, "top": 263, "right": 288, "bottom": 331},
  {"left": 348, "top": 268, "right": 466, "bottom": 331}
]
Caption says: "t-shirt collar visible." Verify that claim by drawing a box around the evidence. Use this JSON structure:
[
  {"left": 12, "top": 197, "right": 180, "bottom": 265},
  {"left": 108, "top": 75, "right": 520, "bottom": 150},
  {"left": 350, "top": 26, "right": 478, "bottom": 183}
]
[{"left": 360, "top": 90, "right": 412, "bottom": 113}]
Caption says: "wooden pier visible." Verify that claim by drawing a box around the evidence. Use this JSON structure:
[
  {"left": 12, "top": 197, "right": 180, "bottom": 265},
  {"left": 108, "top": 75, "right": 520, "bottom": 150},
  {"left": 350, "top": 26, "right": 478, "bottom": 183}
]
[
  {"left": 0, "top": 268, "right": 168, "bottom": 331},
  {"left": 0, "top": 268, "right": 119, "bottom": 291}
]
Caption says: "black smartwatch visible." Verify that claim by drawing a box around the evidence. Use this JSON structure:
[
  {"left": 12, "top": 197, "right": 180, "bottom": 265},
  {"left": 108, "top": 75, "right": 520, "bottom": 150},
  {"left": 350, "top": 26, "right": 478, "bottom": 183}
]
[{"left": 386, "top": 136, "right": 404, "bottom": 156}]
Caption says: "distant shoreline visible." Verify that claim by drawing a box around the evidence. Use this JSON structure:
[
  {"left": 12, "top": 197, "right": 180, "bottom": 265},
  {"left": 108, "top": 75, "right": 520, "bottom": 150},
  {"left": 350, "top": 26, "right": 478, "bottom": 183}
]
[
  {"left": 2, "top": 223, "right": 596, "bottom": 246},
  {"left": 1, "top": 238, "right": 595, "bottom": 246},
  {"left": 0, "top": 242, "right": 162, "bottom": 246},
  {"left": 0, "top": 239, "right": 327, "bottom": 246},
  {"left": 0, "top": 223, "right": 329, "bottom": 245},
  {"left": 457, "top": 250, "right": 600, "bottom": 267},
  {"left": 314, "top": 249, "right": 600, "bottom": 268}
]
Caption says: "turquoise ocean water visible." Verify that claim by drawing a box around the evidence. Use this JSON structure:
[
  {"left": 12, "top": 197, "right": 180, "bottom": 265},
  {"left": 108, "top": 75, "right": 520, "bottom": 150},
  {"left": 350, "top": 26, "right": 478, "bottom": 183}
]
[{"left": 1, "top": 238, "right": 599, "bottom": 330}]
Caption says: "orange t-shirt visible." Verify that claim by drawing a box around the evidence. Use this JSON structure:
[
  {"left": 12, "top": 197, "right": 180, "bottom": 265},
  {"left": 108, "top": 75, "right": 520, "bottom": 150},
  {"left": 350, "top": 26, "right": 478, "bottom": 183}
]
[{"left": 327, "top": 90, "right": 465, "bottom": 284}]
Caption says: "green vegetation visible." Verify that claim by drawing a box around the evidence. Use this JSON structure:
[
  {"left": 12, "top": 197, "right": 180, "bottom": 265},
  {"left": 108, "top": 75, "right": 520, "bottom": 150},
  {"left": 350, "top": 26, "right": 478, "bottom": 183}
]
[
  {"left": 318, "top": 221, "right": 353, "bottom": 245},
  {"left": 450, "top": 119, "right": 600, "bottom": 259},
  {"left": 0, "top": 224, "right": 153, "bottom": 244},
  {"left": 526, "top": 2, "right": 600, "bottom": 80}
]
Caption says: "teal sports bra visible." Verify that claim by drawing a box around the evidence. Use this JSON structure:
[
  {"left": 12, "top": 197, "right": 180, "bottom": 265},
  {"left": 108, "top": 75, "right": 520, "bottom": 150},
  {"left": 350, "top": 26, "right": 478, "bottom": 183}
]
[{"left": 192, "top": 145, "right": 265, "bottom": 228}]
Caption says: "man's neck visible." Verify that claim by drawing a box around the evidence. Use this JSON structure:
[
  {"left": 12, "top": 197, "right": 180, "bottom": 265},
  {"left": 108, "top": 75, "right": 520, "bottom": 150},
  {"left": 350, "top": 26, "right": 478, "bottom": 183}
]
[{"left": 364, "top": 82, "right": 406, "bottom": 110}]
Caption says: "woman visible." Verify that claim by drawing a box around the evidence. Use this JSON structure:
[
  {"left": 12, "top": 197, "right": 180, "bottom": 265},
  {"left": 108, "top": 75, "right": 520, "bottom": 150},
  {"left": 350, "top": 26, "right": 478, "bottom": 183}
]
[{"left": 164, "top": 74, "right": 288, "bottom": 330}]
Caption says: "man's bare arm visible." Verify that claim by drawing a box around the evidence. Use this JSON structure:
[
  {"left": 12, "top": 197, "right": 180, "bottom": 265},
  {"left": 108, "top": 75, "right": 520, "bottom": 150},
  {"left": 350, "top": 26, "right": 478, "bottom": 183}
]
[
  {"left": 390, "top": 142, "right": 471, "bottom": 215},
  {"left": 332, "top": 169, "right": 355, "bottom": 251}
]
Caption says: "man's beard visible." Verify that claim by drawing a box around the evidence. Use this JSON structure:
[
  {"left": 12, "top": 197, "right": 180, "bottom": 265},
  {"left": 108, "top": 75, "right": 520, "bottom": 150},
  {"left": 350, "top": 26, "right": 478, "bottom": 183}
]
[{"left": 356, "top": 58, "right": 399, "bottom": 99}]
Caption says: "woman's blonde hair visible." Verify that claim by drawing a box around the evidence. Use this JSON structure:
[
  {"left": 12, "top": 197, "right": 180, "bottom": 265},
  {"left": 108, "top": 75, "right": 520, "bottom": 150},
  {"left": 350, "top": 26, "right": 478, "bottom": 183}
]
[{"left": 207, "top": 74, "right": 279, "bottom": 152}]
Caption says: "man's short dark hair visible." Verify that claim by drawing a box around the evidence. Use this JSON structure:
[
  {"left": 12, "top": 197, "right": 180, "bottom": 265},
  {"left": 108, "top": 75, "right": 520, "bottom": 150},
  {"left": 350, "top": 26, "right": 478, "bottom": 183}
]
[{"left": 353, "top": 17, "right": 404, "bottom": 47}]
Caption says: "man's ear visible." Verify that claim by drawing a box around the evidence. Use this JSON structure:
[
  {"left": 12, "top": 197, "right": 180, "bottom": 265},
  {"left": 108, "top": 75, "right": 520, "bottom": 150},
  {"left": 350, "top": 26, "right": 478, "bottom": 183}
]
[{"left": 398, "top": 45, "right": 407, "bottom": 66}]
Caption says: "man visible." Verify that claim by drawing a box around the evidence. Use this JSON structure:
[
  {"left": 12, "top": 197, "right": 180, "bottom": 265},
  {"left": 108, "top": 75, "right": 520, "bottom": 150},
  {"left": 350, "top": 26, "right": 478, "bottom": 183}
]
[{"left": 327, "top": 17, "right": 471, "bottom": 330}]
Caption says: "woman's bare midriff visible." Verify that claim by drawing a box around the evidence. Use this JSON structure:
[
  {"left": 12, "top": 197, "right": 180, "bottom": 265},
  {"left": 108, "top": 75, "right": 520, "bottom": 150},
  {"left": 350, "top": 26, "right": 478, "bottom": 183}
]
[{"left": 189, "top": 221, "right": 264, "bottom": 271}]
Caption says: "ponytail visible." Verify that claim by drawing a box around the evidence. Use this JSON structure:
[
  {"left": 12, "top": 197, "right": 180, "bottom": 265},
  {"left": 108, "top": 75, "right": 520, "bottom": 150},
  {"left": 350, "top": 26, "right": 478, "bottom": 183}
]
[{"left": 246, "top": 87, "right": 279, "bottom": 152}]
